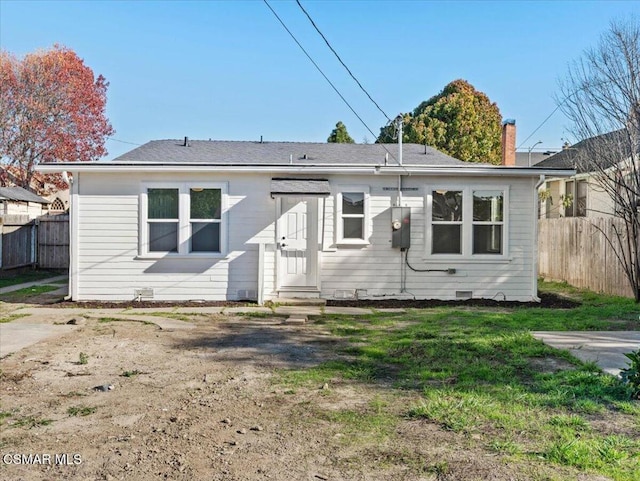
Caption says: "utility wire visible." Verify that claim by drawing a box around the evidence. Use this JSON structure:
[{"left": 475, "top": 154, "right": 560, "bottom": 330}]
[
  {"left": 296, "top": 0, "right": 392, "bottom": 123},
  {"left": 263, "top": 0, "right": 406, "bottom": 170},
  {"left": 107, "top": 137, "right": 143, "bottom": 146},
  {"left": 516, "top": 105, "right": 562, "bottom": 150}
]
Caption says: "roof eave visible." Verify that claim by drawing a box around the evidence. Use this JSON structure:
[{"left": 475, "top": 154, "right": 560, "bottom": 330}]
[{"left": 36, "top": 163, "right": 576, "bottom": 178}]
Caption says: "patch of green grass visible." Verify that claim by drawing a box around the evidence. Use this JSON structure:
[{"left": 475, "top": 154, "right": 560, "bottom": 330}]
[
  {"left": 0, "top": 284, "right": 60, "bottom": 302},
  {"left": 78, "top": 352, "right": 88, "bottom": 365},
  {"left": 121, "top": 369, "right": 141, "bottom": 377},
  {"left": 0, "top": 270, "right": 63, "bottom": 289},
  {"left": 67, "top": 405, "right": 97, "bottom": 416},
  {"left": 59, "top": 391, "right": 87, "bottom": 398},
  {"left": 0, "top": 313, "right": 29, "bottom": 323},
  {"left": 278, "top": 283, "right": 640, "bottom": 480},
  {"left": 318, "top": 406, "right": 396, "bottom": 443}
]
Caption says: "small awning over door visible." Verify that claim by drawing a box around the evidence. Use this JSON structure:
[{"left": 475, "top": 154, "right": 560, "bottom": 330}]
[{"left": 270, "top": 178, "right": 331, "bottom": 197}]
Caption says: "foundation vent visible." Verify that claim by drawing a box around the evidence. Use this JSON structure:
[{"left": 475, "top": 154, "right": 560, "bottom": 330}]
[
  {"left": 134, "top": 288, "right": 154, "bottom": 300},
  {"left": 455, "top": 290, "right": 473, "bottom": 300}
]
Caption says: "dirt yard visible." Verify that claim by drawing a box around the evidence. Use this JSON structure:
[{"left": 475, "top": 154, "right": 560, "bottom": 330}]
[{"left": 0, "top": 308, "right": 622, "bottom": 481}]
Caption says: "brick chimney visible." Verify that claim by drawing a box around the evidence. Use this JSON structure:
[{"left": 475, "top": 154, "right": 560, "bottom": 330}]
[{"left": 501, "top": 119, "right": 516, "bottom": 166}]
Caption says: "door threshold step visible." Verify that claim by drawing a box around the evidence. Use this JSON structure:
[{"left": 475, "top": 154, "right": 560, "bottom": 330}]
[{"left": 275, "top": 297, "right": 326, "bottom": 306}]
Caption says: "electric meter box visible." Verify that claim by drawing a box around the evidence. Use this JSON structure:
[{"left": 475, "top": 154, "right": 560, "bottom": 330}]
[{"left": 391, "top": 207, "right": 411, "bottom": 248}]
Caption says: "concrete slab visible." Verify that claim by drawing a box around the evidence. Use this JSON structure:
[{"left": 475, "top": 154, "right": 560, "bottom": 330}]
[
  {"left": 285, "top": 316, "right": 307, "bottom": 325},
  {"left": 0, "top": 323, "right": 77, "bottom": 357},
  {"left": 224, "top": 307, "right": 274, "bottom": 315},
  {"left": 274, "top": 306, "right": 323, "bottom": 316},
  {"left": 323, "top": 306, "right": 373, "bottom": 315},
  {"left": 174, "top": 307, "right": 225, "bottom": 315},
  {"left": 276, "top": 298, "right": 326, "bottom": 306},
  {"left": 532, "top": 331, "right": 640, "bottom": 377},
  {"left": 371, "top": 308, "right": 406, "bottom": 313}
]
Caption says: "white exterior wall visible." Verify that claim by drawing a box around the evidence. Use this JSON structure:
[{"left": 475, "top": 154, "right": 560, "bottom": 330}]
[
  {"left": 2, "top": 201, "right": 45, "bottom": 219},
  {"left": 76, "top": 172, "right": 276, "bottom": 301},
  {"left": 74, "top": 172, "right": 538, "bottom": 302}
]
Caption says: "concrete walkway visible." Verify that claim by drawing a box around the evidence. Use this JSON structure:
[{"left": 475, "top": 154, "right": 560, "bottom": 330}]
[
  {"left": 0, "top": 323, "right": 77, "bottom": 357},
  {"left": 532, "top": 331, "right": 640, "bottom": 377}
]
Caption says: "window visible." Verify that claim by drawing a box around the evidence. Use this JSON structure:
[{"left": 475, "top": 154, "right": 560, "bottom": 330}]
[
  {"left": 336, "top": 187, "right": 369, "bottom": 244},
  {"left": 141, "top": 183, "right": 227, "bottom": 257},
  {"left": 472, "top": 190, "right": 503, "bottom": 254},
  {"left": 427, "top": 186, "right": 508, "bottom": 258},
  {"left": 576, "top": 180, "right": 587, "bottom": 217},
  {"left": 431, "top": 190, "right": 463, "bottom": 254}
]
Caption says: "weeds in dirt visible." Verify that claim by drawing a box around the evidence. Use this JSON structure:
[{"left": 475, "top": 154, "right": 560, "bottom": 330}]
[
  {"left": 78, "top": 352, "right": 88, "bottom": 365},
  {"left": 59, "top": 391, "right": 87, "bottom": 398},
  {"left": 121, "top": 369, "right": 141, "bottom": 377},
  {"left": 97, "top": 317, "right": 154, "bottom": 325},
  {"left": 11, "top": 415, "right": 53, "bottom": 428},
  {"left": 0, "top": 313, "right": 29, "bottom": 323},
  {"left": 275, "top": 281, "right": 640, "bottom": 480},
  {"left": 620, "top": 349, "right": 640, "bottom": 399},
  {"left": 67, "top": 405, "right": 97, "bottom": 416}
]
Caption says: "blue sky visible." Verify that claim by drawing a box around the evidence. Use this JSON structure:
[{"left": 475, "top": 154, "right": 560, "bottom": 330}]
[{"left": 1, "top": 0, "right": 638, "bottom": 160}]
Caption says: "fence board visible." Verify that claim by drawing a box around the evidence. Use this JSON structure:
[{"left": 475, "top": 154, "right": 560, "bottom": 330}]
[
  {"left": 1, "top": 215, "right": 36, "bottom": 269},
  {"left": 38, "top": 214, "right": 70, "bottom": 269},
  {"left": 538, "top": 218, "right": 634, "bottom": 298}
]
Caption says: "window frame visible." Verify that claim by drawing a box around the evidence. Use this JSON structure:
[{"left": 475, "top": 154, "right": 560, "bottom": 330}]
[
  {"left": 139, "top": 182, "right": 228, "bottom": 258},
  {"left": 335, "top": 186, "right": 370, "bottom": 245},
  {"left": 425, "top": 185, "right": 509, "bottom": 260}
]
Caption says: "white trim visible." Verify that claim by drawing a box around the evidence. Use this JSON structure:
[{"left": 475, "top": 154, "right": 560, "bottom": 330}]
[
  {"left": 70, "top": 172, "right": 80, "bottom": 300},
  {"left": 139, "top": 181, "right": 228, "bottom": 258},
  {"left": 36, "top": 163, "right": 576, "bottom": 178},
  {"left": 335, "top": 185, "right": 371, "bottom": 245},
  {"left": 424, "top": 185, "right": 510, "bottom": 261}
]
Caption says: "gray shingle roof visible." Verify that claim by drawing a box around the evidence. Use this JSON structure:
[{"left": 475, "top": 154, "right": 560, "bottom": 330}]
[
  {"left": 113, "top": 140, "right": 486, "bottom": 167},
  {"left": 535, "top": 130, "right": 632, "bottom": 174},
  {"left": 0, "top": 187, "right": 50, "bottom": 204}
]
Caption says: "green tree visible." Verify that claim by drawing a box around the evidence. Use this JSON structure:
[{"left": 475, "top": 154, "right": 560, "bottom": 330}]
[
  {"left": 377, "top": 79, "right": 502, "bottom": 164},
  {"left": 327, "top": 121, "right": 355, "bottom": 143}
]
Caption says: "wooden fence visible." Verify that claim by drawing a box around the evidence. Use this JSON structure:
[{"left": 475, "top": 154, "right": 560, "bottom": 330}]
[
  {"left": 0, "top": 214, "right": 69, "bottom": 271},
  {"left": 38, "top": 214, "right": 70, "bottom": 269},
  {"left": 538, "top": 218, "right": 634, "bottom": 298},
  {"left": 0, "top": 215, "right": 36, "bottom": 270}
]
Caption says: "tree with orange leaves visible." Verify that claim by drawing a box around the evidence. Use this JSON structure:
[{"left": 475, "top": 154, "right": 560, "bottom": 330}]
[{"left": 0, "top": 45, "right": 114, "bottom": 190}]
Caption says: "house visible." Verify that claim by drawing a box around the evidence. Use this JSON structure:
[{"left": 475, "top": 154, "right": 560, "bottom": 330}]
[
  {"left": 37, "top": 139, "right": 573, "bottom": 303},
  {"left": 0, "top": 186, "right": 51, "bottom": 219},
  {"left": 0, "top": 166, "right": 70, "bottom": 214},
  {"left": 535, "top": 130, "right": 634, "bottom": 219}
]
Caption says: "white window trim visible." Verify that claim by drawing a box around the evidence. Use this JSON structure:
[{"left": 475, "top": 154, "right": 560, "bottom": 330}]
[
  {"left": 335, "top": 185, "right": 370, "bottom": 246},
  {"left": 138, "top": 181, "right": 228, "bottom": 259},
  {"left": 424, "top": 185, "right": 510, "bottom": 260}
]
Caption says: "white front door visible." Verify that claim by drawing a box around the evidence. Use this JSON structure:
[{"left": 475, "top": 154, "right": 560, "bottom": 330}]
[{"left": 277, "top": 197, "right": 318, "bottom": 289}]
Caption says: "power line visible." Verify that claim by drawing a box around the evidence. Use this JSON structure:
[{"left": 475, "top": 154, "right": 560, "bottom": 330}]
[
  {"left": 516, "top": 105, "right": 562, "bottom": 150},
  {"left": 263, "top": 0, "right": 404, "bottom": 169},
  {"left": 296, "top": 0, "right": 392, "bottom": 123},
  {"left": 107, "top": 137, "right": 143, "bottom": 146}
]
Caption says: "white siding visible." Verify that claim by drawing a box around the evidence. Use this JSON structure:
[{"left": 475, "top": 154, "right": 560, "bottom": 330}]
[
  {"left": 75, "top": 172, "right": 538, "bottom": 302},
  {"left": 76, "top": 172, "right": 275, "bottom": 301}
]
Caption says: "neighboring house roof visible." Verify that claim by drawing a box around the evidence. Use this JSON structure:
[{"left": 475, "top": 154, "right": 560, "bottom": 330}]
[
  {"left": 514, "top": 151, "right": 557, "bottom": 167},
  {"left": 535, "top": 130, "right": 632, "bottom": 174},
  {"left": 0, "top": 186, "right": 51, "bottom": 204},
  {"left": 112, "top": 140, "right": 482, "bottom": 167}
]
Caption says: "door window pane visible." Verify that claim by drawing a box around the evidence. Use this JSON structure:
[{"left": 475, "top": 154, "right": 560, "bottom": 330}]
[
  {"left": 148, "top": 189, "right": 178, "bottom": 219},
  {"left": 432, "top": 224, "right": 461, "bottom": 254},
  {"left": 149, "top": 223, "right": 178, "bottom": 252}
]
